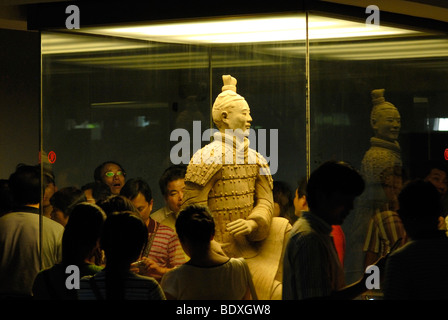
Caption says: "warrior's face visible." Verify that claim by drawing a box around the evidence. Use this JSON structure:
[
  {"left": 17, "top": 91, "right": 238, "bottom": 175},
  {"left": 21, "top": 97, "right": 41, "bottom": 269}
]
[
  {"left": 222, "top": 100, "right": 252, "bottom": 136},
  {"left": 372, "top": 108, "right": 401, "bottom": 142}
]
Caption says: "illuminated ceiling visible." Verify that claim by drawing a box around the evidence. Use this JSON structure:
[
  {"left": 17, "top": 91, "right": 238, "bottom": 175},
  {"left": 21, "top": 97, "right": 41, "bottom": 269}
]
[{"left": 41, "top": 14, "right": 448, "bottom": 71}]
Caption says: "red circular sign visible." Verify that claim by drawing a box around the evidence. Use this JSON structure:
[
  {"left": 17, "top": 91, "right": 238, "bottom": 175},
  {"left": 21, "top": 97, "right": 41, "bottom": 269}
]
[
  {"left": 445, "top": 148, "right": 448, "bottom": 161},
  {"left": 48, "top": 151, "right": 57, "bottom": 164}
]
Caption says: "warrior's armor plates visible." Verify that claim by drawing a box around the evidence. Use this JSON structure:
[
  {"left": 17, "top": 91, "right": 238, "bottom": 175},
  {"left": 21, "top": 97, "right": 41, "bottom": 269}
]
[{"left": 183, "top": 131, "right": 274, "bottom": 254}]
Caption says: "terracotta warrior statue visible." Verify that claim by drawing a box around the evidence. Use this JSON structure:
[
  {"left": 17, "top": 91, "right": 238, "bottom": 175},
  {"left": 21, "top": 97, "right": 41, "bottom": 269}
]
[
  {"left": 344, "top": 88, "right": 403, "bottom": 285},
  {"left": 182, "top": 75, "right": 291, "bottom": 299},
  {"left": 361, "top": 88, "right": 403, "bottom": 209}
]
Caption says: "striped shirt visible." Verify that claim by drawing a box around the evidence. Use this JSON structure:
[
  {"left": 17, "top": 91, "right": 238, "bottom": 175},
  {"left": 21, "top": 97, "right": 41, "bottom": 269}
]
[
  {"left": 363, "top": 210, "right": 407, "bottom": 257},
  {"left": 282, "top": 211, "right": 345, "bottom": 300},
  {"left": 144, "top": 220, "right": 186, "bottom": 270},
  {"left": 78, "top": 270, "right": 166, "bottom": 300}
]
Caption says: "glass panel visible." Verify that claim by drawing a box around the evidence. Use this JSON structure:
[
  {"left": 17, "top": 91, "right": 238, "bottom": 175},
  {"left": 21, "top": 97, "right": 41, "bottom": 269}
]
[
  {"left": 308, "top": 13, "right": 448, "bottom": 296},
  {"left": 77, "top": 13, "right": 310, "bottom": 190},
  {"left": 41, "top": 13, "right": 308, "bottom": 217},
  {"left": 209, "top": 41, "right": 307, "bottom": 186},
  {"left": 41, "top": 12, "right": 448, "bottom": 300},
  {"left": 42, "top": 32, "right": 211, "bottom": 207}
]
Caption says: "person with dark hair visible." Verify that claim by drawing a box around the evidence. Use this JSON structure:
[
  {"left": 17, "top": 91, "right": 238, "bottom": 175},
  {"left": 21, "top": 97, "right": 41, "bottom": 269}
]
[
  {"left": 293, "top": 177, "right": 346, "bottom": 267},
  {"left": 293, "top": 177, "right": 308, "bottom": 220},
  {"left": 0, "top": 164, "right": 64, "bottom": 299},
  {"left": 383, "top": 179, "right": 448, "bottom": 299},
  {"left": 273, "top": 181, "right": 296, "bottom": 225},
  {"left": 151, "top": 164, "right": 187, "bottom": 229},
  {"left": 50, "top": 186, "right": 87, "bottom": 227},
  {"left": 161, "top": 204, "right": 256, "bottom": 300},
  {"left": 120, "top": 178, "right": 186, "bottom": 282},
  {"left": 96, "top": 194, "right": 140, "bottom": 217},
  {"left": 282, "top": 160, "right": 384, "bottom": 300},
  {"left": 78, "top": 212, "right": 166, "bottom": 300},
  {"left": 81, "top": 181, "right": 112, "bottom": 204},
  {"left": 93, "top": 161, "right": 126, "bottom": 195},
  {"left": 418, "top": 160, "right": 448, "bottom": 229},
  {"left": 417, "top": 160, "right": 448, "bottom": 196},
  {"left": 32, "top": 202, "right": 106, "bottom": 299},
  {"left": 95, "top": 194, "right": 141, "bottom": 267}
]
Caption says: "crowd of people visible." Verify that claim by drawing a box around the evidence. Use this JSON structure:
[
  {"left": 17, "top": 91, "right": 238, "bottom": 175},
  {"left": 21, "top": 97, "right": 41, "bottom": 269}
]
[{"left": 0, "top": 158, "right": 447, "bottom": 300}]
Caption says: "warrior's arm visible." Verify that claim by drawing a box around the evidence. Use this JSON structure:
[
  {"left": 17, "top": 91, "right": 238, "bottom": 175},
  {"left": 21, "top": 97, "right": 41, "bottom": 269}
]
[{"left": 245, "top": 172, "right": 274, "bottom": 241}]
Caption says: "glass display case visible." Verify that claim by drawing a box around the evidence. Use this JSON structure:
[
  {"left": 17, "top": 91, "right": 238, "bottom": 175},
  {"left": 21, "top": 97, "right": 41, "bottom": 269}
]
[
  {"left": 39, "top": 6, "right": 448, "bottom": 297},
  {"left": 41, "top": 12, "right": 448, "bottom": 199}
]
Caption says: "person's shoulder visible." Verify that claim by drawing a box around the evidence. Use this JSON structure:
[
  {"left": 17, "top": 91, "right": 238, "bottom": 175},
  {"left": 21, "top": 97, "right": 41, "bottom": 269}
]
[
  {"left": 151, "top": 206, "right": 167, "bottom": 216},
  {"left": 162, "top": 265, "right": 184, "bottom": 279},
  {"left": 290, "top": 228, "right": 320, "bottom": 242},
  {"left": 80, "top": 270, "right": 105, "bottom": 284},
  {"left": 35, "top": 263, "right": 63, "bottom": 278},
  {"left": 228, "top": 257, "right": 248, "bottom": 270},
  {"left": 80, "top": 263, "right": 104, "bottom": 276},
  {"left": 42, "top": 216, "right": 64, "bottom": 233},
  {"left": 129, "top": 272, "right": 161, "bottom": 288},
  {"left": 288, "top": 219, "right": 323, "bottom": 245},
  {"left": 0, "top": 210, "right": 34, "bottom": 220},
  {"left": 151, "top": 207, "right": 171, "bottom": 224},
  {"left": 156, "top": 221, "right": 176, "bottom": 234}
]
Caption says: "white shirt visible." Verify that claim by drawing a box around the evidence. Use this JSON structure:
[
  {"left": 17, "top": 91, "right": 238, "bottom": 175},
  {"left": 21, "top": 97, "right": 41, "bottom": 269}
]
[
  {"left": 151, "top": 206, "right": 176, "bottom": 230},
  {"left": 0, "top": 209, "right": 63, "bottom": 298},
  {"left": 161, "top": 257, "right": 250, "bottom": 300}
]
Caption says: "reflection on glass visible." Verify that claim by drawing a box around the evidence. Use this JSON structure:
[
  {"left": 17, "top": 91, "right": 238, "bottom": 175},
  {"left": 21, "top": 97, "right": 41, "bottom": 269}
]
[{"left": 307, "top": 13, "right": 448, "bottom": 297}]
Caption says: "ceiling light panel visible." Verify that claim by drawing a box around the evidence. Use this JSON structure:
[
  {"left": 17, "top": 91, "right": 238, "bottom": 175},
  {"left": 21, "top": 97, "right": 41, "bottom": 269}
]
[{"left": 76, "top": 14, "right": 420, "bottom": 44}]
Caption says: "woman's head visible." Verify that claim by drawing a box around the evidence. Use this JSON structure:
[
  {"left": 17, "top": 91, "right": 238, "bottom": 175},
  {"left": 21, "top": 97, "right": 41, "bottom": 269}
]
[
  {"left": 100, "top": 212, "right": 148, "bottom": 267},
  {"left": 96, "top": 194, "right": 140, "bottom": 217},
  {"left": 62, "top": 202, "right": 107, "bottom": 265}
]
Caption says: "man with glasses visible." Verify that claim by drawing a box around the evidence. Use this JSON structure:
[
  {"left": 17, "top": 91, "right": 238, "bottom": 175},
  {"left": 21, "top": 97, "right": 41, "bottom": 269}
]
[{"left": 94, "top": 161, "right": 126, "bottom": 195}]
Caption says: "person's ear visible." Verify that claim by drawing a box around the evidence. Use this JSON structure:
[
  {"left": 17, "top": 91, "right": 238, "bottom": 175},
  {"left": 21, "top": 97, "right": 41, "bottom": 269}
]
[
  {"left": 148, "top": 199, "right": 154, "bottom": 213},
  {"left": 302, "top": 195, "right": 308, "bottom": 206}
]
